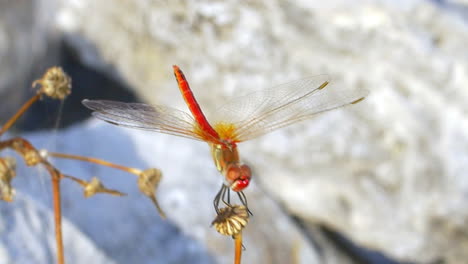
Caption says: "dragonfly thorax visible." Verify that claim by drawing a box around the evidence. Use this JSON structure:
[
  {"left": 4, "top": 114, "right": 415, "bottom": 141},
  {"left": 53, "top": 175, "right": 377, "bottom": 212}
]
[
  {"left": 210, "top": 143, "right": 251, "bottom": 192},
  {"left": 210, "top": 143, "right": 239, "bottom": 172}
]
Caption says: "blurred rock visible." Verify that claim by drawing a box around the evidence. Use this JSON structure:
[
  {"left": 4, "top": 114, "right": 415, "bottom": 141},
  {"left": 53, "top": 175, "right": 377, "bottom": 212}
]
[
  {"left": 34, "top": 0, "right": 468, "bottom": 263},
  {"left": 0, "top": 0, "right": 60, "bottom": 128},
  {"left": 0, "top": 192, "right": 116, "bottom": 264}
]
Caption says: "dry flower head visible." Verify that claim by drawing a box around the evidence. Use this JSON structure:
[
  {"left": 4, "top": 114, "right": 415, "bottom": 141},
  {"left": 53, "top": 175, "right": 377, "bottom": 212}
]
[
  {"left": 212, "top": 205, "right": 249, "bottom": 236},
  {"left": 138, "top": 168, "right": 166, "bottom": 218},
  {"left": 83, "top": 177, "right": 125, "bottom": 198},
  {"left": 0, "top": 157, "right": 17, "bottom": 202},
  {"left": 33, "top": 66, "right": 71, "bottom": 100},
  {"left": 9, "top": 138, "right": 42, "bottom": 166}
]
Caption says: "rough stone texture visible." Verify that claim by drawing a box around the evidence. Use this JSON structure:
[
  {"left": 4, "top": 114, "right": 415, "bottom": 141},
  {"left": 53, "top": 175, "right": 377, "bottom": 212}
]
[
  {"left": 0, "top": 192, "right": 116, "bottom": 264},
  {"left": 0, "top": 0, "right": 60, "bottom": 127},
  {"left": 3, "top": 0, "right": 465, "bottom": 263}
]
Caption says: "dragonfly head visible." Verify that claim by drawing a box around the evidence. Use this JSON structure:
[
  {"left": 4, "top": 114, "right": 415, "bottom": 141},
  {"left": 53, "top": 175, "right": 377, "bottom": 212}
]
[{"left": 226, "top": 163, "right": 251, "bottom": 192}]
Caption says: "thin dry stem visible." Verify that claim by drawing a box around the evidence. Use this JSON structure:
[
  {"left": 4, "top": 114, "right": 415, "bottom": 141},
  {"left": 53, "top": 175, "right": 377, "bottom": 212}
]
[
  {"left": 0, "top": 138, "right": 42, "bottom": 166},
  {"left": 0, "top": 137, "right": 67, "bottom": 264},
  {"left": 46, "top": 151, "right": 165, "bottom": 216},
  {"left": 40, "top": 160, "right": 66, "bottom": 264},
  {"left": 0, "top": 67, "right": 69, "bottom": 264},
  {"left": 62, "top": 174, "right": 126, "bottom": 198},
  {"left": 234, "top": 232, "right": 243, "bottom": 264},
  {"left": 0, "top": 94, "right": 41, "bottom": 136},
  {"left": 51, "top": 169, "right": 65, "bottom": 264},
  {"left": 1, "top": 67, "right": 71, "bottom": 137},
  {"left": 46, "top": 151, "right": 142, "bottom": 175},
  {"left": 149, "top": 194, "right": 166, "bottom": 219}
]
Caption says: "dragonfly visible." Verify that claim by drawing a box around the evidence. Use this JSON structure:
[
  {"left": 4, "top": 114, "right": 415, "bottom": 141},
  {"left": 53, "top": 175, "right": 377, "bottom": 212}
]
[{"left": 82, "top": 65, "right": 368, "bottom": 214}]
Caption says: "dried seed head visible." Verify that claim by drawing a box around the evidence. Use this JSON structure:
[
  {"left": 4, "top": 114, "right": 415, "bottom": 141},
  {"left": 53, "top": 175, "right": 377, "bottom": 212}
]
[
  {"left": 33, "top": 67, "right": 71, "bottom": 100},
  {"left": 83, "top": 177, "right": 105, "bottom": 197},
  {"left": 10, "top": 139, "right": 41, "bottom": 166},
  {"left": 0, "top": 157, "right": 17, "bottom": 202},
  {"left": 83, "top": 177, "right": 125, "bottom": 198},
  {"left": 138, "top": 168, "right": 166, "bottom": 218},
  {"left": 137, "top": 168, "right": 162, "bottom": 196},
  {"left": 212, "top": 205, "right": 249, "bottom": 236},
  {"left": 23, "top": 148, "right": 42, "bottom": 166}
]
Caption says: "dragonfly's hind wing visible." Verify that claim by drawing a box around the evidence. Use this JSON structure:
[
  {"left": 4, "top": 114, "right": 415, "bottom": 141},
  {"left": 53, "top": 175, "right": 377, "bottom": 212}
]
[
  {"left": 83, "top": 99, "right": 210, "bottom": 141},
  {"left": 211, "top": 76, "right": 368, "bottom": 142}
]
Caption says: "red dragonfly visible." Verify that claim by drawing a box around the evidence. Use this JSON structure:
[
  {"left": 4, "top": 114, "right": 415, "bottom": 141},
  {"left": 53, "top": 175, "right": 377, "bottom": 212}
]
[{"left": 83, "top": 65, "right": 368, "bottom": 213}]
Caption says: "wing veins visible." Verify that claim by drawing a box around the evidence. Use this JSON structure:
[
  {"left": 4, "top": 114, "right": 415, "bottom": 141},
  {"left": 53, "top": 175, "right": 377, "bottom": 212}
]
[
  {"left": 84, "top": 99, "right": 208, "bottom": 141},
  {"left": 235, "top": 81, "right": 327, "bottom": 134}
]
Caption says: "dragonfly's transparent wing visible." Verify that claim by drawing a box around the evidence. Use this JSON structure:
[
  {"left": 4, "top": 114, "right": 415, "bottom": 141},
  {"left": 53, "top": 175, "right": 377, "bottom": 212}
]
[
  {"left": 211, "top": 75, "right": 369, "bottom": 142},
  {"left": 82, "top": 99, "right": 210, "bottom": 142}
]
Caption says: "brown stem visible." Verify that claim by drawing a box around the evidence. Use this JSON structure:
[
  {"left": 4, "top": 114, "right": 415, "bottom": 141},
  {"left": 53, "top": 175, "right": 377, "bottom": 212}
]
[
  {"left": 149, "top": 195, "right": 167, "bottom": 219},
  {"left": 0, "top": 94, "right": 41, "bottom": 136},
  {"left": 61, "top": 174, "right": 86, "bottom": 186},
  {"left": 0, "top": 137, "right": 41, "bottom": 166},
  {"left": 234, "top": 232, "right": 243, "bottom": 264},
  {"left": 52, "top": 171, "right": 65, "bottom": 264},
  {"left": 41, "top": 161, "right": 65, "bottom": 264},
  {"left": 0, "top": 136, "right": 65, "bottom": 264},
  {"left": 47, "top": 152, "right": 141, "bottom": 175}
]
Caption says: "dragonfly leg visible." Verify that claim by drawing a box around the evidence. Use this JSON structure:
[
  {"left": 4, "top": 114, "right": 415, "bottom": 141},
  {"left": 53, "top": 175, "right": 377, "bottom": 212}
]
[
  {"left": 237, "top": 191, "right": 253, "bottom": 216},
  {"left": 213, "top": 184, "right": 230, "bottom": 214},
  {"left": 214, "top": 185, "right": 253, "bottom": 215},
  {"left": 213, "top": 185, "right": 225, "bottom": 214},
  {"left": 220, "top": 185, "right": 231, "bottom": 207}
]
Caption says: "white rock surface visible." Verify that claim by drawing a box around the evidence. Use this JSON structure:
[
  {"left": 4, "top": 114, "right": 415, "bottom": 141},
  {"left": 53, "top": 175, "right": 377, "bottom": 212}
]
[{"left": 0, "top": 191, "right": 116, "bottom": 264}]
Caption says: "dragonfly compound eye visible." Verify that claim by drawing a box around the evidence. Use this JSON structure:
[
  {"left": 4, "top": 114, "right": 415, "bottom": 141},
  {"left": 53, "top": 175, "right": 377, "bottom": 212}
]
[
  {"left": 227, "top": 164, "right": 251, "bottom": 192},
  {"left": 226, "top": 164, "right": 241, "bottom": 184},
  {"left": 239, "top": 164, "right": 251, "bottom": 180}
]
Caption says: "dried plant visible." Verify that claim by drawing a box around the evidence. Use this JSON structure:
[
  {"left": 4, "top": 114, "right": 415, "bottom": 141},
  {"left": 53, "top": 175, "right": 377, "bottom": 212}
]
[
  {"left": 212, "top": 205, "right": 250, "bottom": 264},
  {"left": 0, "top": 67, "right": 165, "bottom": 264},
  {"left": 212, "top": 205, "right": 249, "bottom": 237},
  {"left": 0, "top": 157, "right": 16, "bottom": 202}
]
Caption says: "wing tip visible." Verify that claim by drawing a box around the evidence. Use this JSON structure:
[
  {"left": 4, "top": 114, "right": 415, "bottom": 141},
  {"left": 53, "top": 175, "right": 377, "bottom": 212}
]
[
  {"left": 351, "top": 88, "right": 370, "bottom": 104},
  {"left": 318, "top": 81, "right": 330, "bottom": 90},
  {"left": 82, "top": 98, "right": 93, "bottom": 108},
  {"left": 82, "top": 99, "right": 104, "bottom": 111},
  {"left": 351, "top": 97, "right": 365, "bottom": 104}
]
